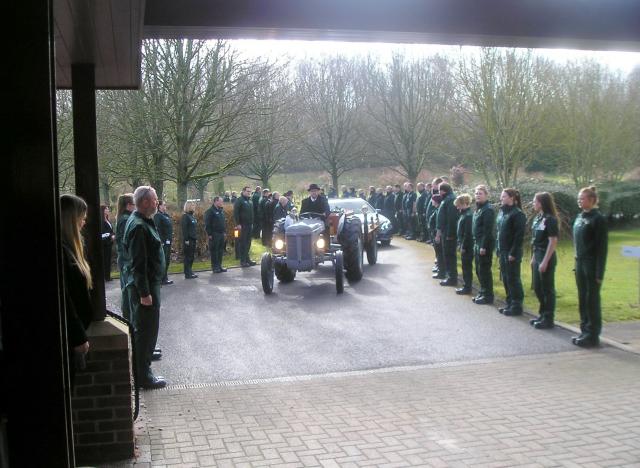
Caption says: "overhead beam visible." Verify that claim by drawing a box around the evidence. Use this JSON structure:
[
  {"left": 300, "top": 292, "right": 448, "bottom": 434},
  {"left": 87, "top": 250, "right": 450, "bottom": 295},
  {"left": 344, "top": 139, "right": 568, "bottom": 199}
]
[{"left": 144, "top": 0, "right": 640, "bottom": 51}]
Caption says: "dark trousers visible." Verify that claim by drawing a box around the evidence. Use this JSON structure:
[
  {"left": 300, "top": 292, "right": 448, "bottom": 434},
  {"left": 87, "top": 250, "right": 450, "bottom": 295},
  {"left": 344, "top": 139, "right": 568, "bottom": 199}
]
[
  {"left": 262, "top": 223, "right": 273, "bottom": 247},
  {"left": 239, "top": 224, "right": 252, "bottom": 263},
  {"left": 118, "top": 260, "right": 130, "bottom": 321},
  {"left": 183, "top": 239, "right": 195, "bottom": 277},
  {"left": 127, "top": 283, "right": 161, "bottom": 384},
  {"left": 499, "top": 254, "right": 524, "bottom": 310},
  {"left": 443, "top": 239, "right": 458, "bottom": 280},
  {"left": 405, "top": 212, "right": 416, "bottom": 238},
  {"left": 162, "top": 243, "right": 171, "bottom": 281},
  {"left": 252, "top": 219, "right": 261, "bottom": 239},
  {"left": 460, "top": 250, "right": 473, "bottom": 289},
  {"left": 418, "top": 215, "right": 427, "bottom": 240},
  {"left": 474, "top": 247, "right": 494, "bottom": 299},
  {"left": 433, "top": 240, "right": 444, "bottom": 277},
  {"left": 209, "top": 233, "right": 225, "bottom": 271},
  {"left": 103, "top": 244, "right": 112, "bottom": 280},
  {"left": 396, "top": 211, "right": 404, "bottom": 235},
  {"left": 532, "top": 250, "right": 556, "bottom": 321},
  {"left": 575, "top": 257, "right": 602, "bottom": 337}
]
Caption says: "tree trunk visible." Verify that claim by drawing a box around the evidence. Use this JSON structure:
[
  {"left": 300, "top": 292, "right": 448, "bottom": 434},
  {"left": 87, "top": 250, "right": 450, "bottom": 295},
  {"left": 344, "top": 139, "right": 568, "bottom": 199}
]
[
  {"left": 100, "top": 180, "right": 110, "bottom": 205},
  {"left": 177, "top": 179, "right": 188, "bottom": 211},
  {"left": 197, "top": 184, "right": 206, "bottom": 203},
  {"left": 151, "top": 179, "right": 164, "bottom": 200},
  {"left": 331, "top": 174, "right": 339, "bottom": 192},
  {"left": 261, "top": 176, "right": 270, "bottom": 188}
]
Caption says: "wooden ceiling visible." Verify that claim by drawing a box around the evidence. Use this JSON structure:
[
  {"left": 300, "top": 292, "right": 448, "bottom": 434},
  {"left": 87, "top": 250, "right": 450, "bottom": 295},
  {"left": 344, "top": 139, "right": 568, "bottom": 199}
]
[
  {"left": 54, "top": 0, "right": 145, "bottom": 89},
  {"left": 54, "top": 0, "right": 640, "bottom": 90}
]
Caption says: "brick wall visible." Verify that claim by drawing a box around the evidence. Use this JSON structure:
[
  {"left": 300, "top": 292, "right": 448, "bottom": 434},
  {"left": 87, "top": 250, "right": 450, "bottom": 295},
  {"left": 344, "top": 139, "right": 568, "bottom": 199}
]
[{"left": 72, "top": 318, "right": 134, "bottom": 464}]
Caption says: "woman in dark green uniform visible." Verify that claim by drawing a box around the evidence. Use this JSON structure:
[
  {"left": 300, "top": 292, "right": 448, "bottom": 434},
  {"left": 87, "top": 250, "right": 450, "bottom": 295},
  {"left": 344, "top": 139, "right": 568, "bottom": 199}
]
[
  {"left": 572, "top": 186, "right": 608, "bottom": 347},
  {"left": 496, "top": 188, "right": 527, "bottom": 316},
  {"left": 116, "top": 193, "right": 135, "bottom": 320},
  {"left": 454, "top": 193, "right": 474, "bottom": 295},
  {"left": 529, "top": 192, "right": 559, "bottom": 329},
  {"left": 471, "top": 185, "right": 495, "bottom": 305}
]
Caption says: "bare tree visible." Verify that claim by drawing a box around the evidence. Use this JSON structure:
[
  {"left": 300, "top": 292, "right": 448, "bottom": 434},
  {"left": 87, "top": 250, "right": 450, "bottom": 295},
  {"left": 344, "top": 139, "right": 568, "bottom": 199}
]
[
  {"left": 237, "top": 73, "right": 300, "bottom": 188},
  {"left": 454, "top": 48, "right": 553, "bottom": 188},
  {"left": 296, "top": 56, "right": 366, "bottom": 189},
  {"left": 365, "top": 53, "right": 453, "bottom": 186},
  {"left": 56, "top": 90, "right": 75, "bottom": 192}
]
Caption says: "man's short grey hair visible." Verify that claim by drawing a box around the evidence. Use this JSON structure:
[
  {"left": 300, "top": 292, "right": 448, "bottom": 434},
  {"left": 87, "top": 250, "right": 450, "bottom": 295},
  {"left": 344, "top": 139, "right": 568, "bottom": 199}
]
[{"left": 133, "top": 186, "right": 156, "bottom": 207}]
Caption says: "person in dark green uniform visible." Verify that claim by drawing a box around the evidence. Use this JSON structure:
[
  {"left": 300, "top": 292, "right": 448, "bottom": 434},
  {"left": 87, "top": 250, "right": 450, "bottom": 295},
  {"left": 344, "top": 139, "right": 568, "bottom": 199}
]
[
  {"left": 403, "top": 183, "right": 417, "bottom": 240},
  {"left": 496, "top": 188, "right": 527, "bottom": 316},
  {"left": 154, "top": 200, "right": 174, "bottom": 285},
  {"left": 204, "top": 196, "right": 227, "bottom": 273},
  {"left": 529, "top": 192, "right": 559, "bottom": 329},
  {"left": 435, "top": 183, "right": 458, "bottom": 286},
  {"left": 251, "top": 186, "right": 262, "bottom": 239},
  {"left": 428, "top": 194, "right": 444, "bottom": 279},
  {"left": 415, "top": 183, "right": 428, "bottom": 242},
  {"left": 472, "top": 185, "right": 495, "bottom": 305},
  {"left": 234, "top": 186, "right": 255, "bottom": 267},
  {"left": 572, "top": 186, "right": 608, "bottom": 347},
  {"left": 116, "top": 193, "right": 135, "bottom": 320},
  {"left": 455, "top": 194, "right": 474, "bottom": 295},
  {"left": 181, "top": 201, "right": 198, "bottom": 279},
  {"left": 123, "top": 186, "right": 166, "bottom": 389}
]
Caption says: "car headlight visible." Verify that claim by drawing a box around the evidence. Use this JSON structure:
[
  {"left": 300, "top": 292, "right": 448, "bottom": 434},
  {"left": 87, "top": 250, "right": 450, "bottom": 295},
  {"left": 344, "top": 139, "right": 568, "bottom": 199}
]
[
  {"left": 274, "top": 239, "right": 285, "bottom": 250},
  {"left": 316, "top": 238, "right": 326, "bottom": 249}
]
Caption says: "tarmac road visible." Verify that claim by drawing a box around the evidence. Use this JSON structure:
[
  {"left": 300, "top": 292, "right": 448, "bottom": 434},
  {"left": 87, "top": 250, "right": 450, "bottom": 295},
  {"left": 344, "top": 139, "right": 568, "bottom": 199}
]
[{"left": 106, "top": 238, "right": 578, "bottom": 385}]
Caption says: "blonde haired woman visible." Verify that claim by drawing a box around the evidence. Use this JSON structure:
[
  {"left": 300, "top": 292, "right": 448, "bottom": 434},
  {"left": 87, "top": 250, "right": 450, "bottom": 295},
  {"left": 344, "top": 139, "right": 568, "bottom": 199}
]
[{"left": 60, "top": 194, "right": 94, "bottom": 387}]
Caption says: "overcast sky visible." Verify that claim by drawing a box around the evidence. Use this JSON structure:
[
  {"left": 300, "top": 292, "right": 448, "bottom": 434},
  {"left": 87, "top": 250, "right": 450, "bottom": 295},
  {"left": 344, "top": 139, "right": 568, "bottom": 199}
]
[{"left": 232, "top": 39, "right": 640, "bottom": 75}]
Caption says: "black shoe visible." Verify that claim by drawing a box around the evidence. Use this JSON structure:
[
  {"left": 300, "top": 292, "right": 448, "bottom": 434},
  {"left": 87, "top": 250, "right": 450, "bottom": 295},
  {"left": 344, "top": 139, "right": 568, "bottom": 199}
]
[
  {"left": 213, "top": 267, "right": 228, "bottom": 273},
  {"left": 162, "top": 279, "right": 174, "bottom": 285},
  {"left": 185, "top": 274, "right": 198, "bottom": 279},
  {"left": 503, "top": 308, "right": 523, "bottom": 316},
  {"left": 151, "top": 350, "right": 162, "bottom": 361},
  {"left": 440, "top": 279, "right": 457, "bottom": 287},
  {"left": 432, "top": 273, "right": 446, "bottom": 279},
  {"left": 432, "top": 266, "right": 439, "bottom": 272},
  {"left": 405, "top": 236, "right": 416, "bottom": 241},
  {"left": 474, "top": 296, "right": 494, "bottom": 305},
  {"left": 498, "top": 306, "right": 509, "bottom": 314},
  {"left": 533, "top": 320, "right": 554, "bottom": 330},
  {"left": 529, "top": 316, "right": 542, "bottom": 325},
  {"left": 241, "top": 262, "right": 249, "bottom": 267},
  {"left": 140, "top": 375, "right": 167, "bottom": 390},
  {"left": 247, "top": 260, "right": 257, "bottom": 266},
  {"left": 572, "top": 336, "right": 599, "bottom": 348},
  {"left": 455, "top": 287, "right": 472, "bottom": 295}
]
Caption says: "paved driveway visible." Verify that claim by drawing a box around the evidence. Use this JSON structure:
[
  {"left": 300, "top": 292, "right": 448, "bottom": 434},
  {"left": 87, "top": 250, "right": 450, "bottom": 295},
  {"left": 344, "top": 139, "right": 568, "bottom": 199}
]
[{"left": 106, "top": 239, "right": 577, "bottom": 385}]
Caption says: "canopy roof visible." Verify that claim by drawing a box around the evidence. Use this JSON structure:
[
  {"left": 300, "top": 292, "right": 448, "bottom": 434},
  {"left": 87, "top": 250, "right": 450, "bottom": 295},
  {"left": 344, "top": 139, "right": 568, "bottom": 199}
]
[{"left": 55, "top": 0, "right": 640, "bottom": 89}]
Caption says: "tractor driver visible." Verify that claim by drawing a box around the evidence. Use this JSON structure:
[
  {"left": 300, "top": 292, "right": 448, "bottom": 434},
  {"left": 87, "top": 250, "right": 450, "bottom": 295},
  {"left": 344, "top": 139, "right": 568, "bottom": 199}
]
[{"left": 301, "top": 183, "right": 331, "bottom": 241}]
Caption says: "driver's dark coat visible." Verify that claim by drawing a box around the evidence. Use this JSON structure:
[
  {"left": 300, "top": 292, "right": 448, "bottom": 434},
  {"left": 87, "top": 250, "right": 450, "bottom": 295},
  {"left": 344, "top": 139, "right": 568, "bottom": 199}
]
[{"left": 300, "top": 195, "right": 330, "bottom": 217}]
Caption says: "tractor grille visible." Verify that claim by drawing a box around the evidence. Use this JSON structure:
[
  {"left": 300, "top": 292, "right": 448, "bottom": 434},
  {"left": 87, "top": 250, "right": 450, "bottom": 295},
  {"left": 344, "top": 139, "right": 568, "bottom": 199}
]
[{"left": 286, "top": 234, "right": 312, "bottom": 262}]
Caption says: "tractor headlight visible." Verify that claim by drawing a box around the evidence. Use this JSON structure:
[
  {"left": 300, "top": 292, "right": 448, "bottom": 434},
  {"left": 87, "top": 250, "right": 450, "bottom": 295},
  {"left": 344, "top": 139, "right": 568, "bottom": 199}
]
[
  {"left": 316, "top": 238, "right": 326, "bottom": 249},
  {"left": 274, "top": 239, "right": 285, "bottom": 250}
]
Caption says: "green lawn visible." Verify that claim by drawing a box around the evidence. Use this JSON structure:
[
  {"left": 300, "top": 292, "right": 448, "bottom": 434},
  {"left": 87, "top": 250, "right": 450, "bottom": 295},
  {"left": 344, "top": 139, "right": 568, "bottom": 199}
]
[
  {"left": 480, "top": 228, "right": 640, "bottom": 324},
  {"left": 112, "top": 242, "right": 268, "bottom": 278}
]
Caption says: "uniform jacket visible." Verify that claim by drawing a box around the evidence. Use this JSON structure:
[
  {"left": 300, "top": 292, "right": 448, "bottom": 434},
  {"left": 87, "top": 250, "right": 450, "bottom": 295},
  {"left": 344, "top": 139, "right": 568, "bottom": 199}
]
[
  {"left": 383, "top": 192, "right": 395, "bottom": 218},
  {"left": 436, "top": 192, "right": 458, "bottom": 239},
  {"left": 531, "top": 214, "right": 559, "bottom": 251},
  {"left": 204, "top": 205, "right": 226, "bottom": 235},
  {"left": 394, "top": 192, "right": 403, "bottom": 213},
  {"left": 251, "top": 192, "right": 262, "bottom": 218},
  {"left": 122, "top": 211, "right": 166, "bottom": 297},
  {"left": 416, "top": 190, "right": 428, "bottom": 216},
  {"left": 101, "top": 219, "right": 114, "bottom": 246},
  {"left": 403, "top": 191, "right": 417, "bottom": 215},
  {"left": 496, "top": 204, "right": 527, "bottom": 260},
  {"left": 301, "top": 195, "right": 330, "bottom": 217},
  {"left": 181, "top": 212, "right": 197, "bottom": 241},
  {"left": 116, "top": 210, "right": 132, "bottom": 268},
  {"left": 233, "top": 195, "right": 254, "bottom": 226},
  {"left": 573, "top": 209, "right": 608, "bottom": 280},
  {"left": 472, "top": 201, "right": 495, "bottom": 252},
  {"left": 153, "top": 211, "right": 173, "bottom": 244},
  {"left": 457, "top": 208, "right": 473, "bottom": 252},
  {"left": 62, "top": 243, "right": 93, "bottom": 347}
]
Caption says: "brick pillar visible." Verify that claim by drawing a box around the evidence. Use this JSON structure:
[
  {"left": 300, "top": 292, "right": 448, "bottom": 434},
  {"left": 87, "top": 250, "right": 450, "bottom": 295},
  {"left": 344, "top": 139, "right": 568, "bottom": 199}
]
[{"left": 72, "top": 317, "right": 135, "bottom": 464}]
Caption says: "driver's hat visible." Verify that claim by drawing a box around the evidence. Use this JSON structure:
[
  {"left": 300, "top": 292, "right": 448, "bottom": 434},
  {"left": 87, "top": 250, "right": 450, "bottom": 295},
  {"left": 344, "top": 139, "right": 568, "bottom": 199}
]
[{"left": 307, "top": 183, "right": 321, "bottom": 191}]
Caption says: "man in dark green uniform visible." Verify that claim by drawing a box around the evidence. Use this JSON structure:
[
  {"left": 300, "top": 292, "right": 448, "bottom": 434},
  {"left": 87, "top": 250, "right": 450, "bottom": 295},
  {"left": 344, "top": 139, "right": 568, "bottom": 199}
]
[
  {"left": 116, "top": 193, "right": 135, "bottom": 320},
  {"left": 123, "top": 186, "right": 166, "bottom": 389},
  {"left": 251, "top": 186, "right": 262, "bottom": 239},
  {"left": 436, "top": 183, "right": 458, "bottom": 286},
  {"left": 154, "top": 200, "right": 173, "bottom": 285},
  {"left": 472, "top": 186, "right": 496, "bottom": 305},
  {"left": 234, "top": 186, "right": 255, "bottom": 267},
  {"left": 455, "top": 194, "right": 474, "bottom": 295},
  {"left": 204, "top": 196, "right": 227, "bottom": 273},
  {"left": 416, "top": 183, "right": 428, "bottom": 242},
  {"left": 180, "top": 202, "right": 198, "bottom": 279}
]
